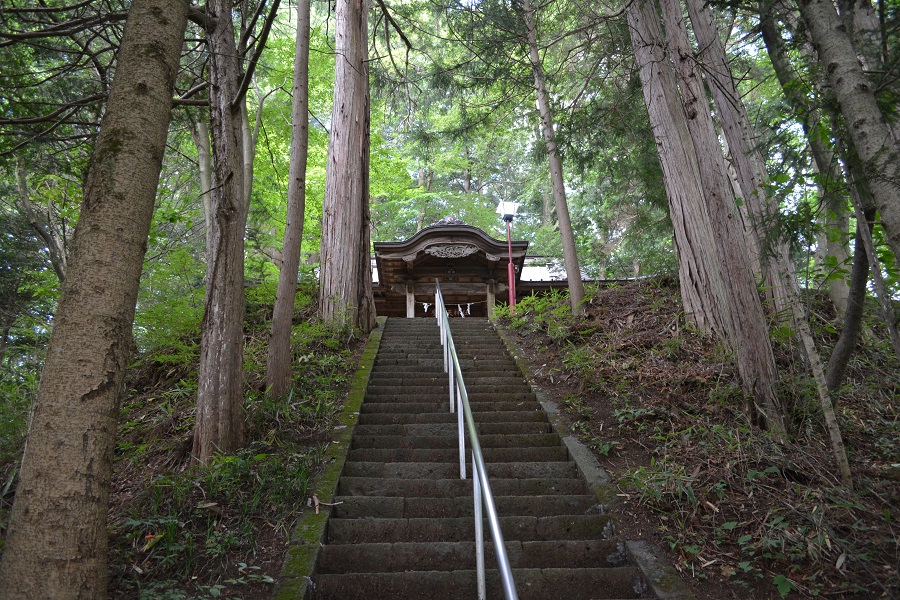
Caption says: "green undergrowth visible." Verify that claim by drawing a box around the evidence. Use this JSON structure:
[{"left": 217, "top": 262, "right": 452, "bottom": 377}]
[
  {"left": 106, "top": 278, "right": 364, "bottom": 599},
  {"left": 498, "top": 279, "right": 899, "bottom": 599}
]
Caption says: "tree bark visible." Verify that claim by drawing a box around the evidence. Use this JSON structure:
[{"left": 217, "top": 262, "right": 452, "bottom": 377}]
[
  {"left": 267, "top": 0, "right": 311, "bottom": 398},
  {"left": 685, "top": 0, "right": 793, "bottom": 314},
  {"left": 755, "top": 2, "right": 854, "bottom": 481},
  {"left": 627, "top": 0, "right": 727, "bottom": 338},
  {"left": 659, "top": 0, "right": 786, "bottom": 435},
  {"left": 837, "top": 0, "right": 883, "bottom": 69},
  {"left": 522, "top": 0, "right": 585, "bottom": 314},
  {"left": 0, "top": 1, "right": 187, "bottom": 597},
  {"left": 687, "top": 0, "right": 852, "bottom": 472},
  {"left": 844, "top": 156, "right": 900, "bottom": 359},
  {"left": 797, "top": 0, "right": 900, "bottom": 271},
  {"left": 194, "top": 0, "right": 249, "bottom": 464},
  {"left": 318, "top": 0, "right": 376, "bottom": 332},
  {"left": 826, "top": 214, "right": 873, "bottom": 390}
]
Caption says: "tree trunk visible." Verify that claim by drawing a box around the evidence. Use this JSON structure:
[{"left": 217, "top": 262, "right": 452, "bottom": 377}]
[
  {"left": 0, "top": 311, "right": 16, "bottom": 364},
  {"left": 759, "top": 2, "right": 853, "bottom": 317},
  {"left": 194, "top": 0, "right": 249, "bottom": 464},
  {"left": 659, "top": 0, "right": 785, "bottom": 435},
  {"left": 754, "top": 1, "right": 853, "bottom": 481},
  {"left": 267, "top": 0, "right": 311, "bottom": 398},
  {"left": 416, "top": 165, "right": 429, "bottom": 231},
  {"left": 816, "top": 177, "right": 852, "bottom": 318},
  {"left": 627, "top": 0, "right": 727, "bottom": 338},
  {"left": 189, "top": 114, "right": 214, "bottom": 254},
  {"left": 522, "top": 0, "right": 585, "bottom": 314},
  {"left": 541, "top": 191, "right": 553, "bottom": 227},
  {"left": 797, "top": 0, "right": 900, "bottom": 271},
  {"left": 318, "top": 0, "right": 376, "bottom": 332},
  {"left": 0, "top": 1, "right": 187, "bottom": 597},
  {"left": 837, "top": 0, "right": 883, "bottom": 69},
  {"left": 15, "top": 158, "right": 68, "bottom": 283},
  {"left": 826, "top": 214, "right": 873, "bottom": 390},
  {"left": 685, "top": 0, "right": 793, "bottom": 314},
  {"left": 843, "top": 155, "right": 900, "bottom": 359},
  {"left": 687, "top": 0, "right": 852, "bottom": 471}
]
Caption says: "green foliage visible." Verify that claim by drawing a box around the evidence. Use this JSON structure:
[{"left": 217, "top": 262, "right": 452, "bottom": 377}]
[
  {"left": 621, "top": 457, "right": 699, "bottom": 512},
  {"left": 114, "top": 444, "right": 320, "bottom": 591},
  {"left": 134, "top": 248, "right": 204, "bottom": 363},
  {"left": 503, "top": 288, "right": 576, "bottom": 340}
]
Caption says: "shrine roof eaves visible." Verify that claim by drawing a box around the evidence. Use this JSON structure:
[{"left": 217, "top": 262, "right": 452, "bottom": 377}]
[{"left": 373, "top": 224, "right": 528, "bottom": 256}]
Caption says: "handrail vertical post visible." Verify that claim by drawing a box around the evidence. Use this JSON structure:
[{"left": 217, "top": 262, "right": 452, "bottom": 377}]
[
  {"left": 458, "top": 382, "right": 465, "bottom": 479},
  {"left": 474, "top": 453, "right": 485, "bottom": 600},
  {"left": 449, "top": 341, "right": 455, "bottom": 414},
  {"left": 443, "top": 316, "right": 449, "bottom": 373}
]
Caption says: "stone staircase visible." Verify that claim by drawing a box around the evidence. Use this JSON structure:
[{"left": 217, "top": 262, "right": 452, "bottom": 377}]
[{"left": 308, "top": 317, "right": 668, "bottom": 599}]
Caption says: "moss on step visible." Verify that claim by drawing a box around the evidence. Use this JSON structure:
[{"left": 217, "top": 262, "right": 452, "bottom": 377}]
[{"left": 273, "top": 317, "right": 386, "bottom": 600}]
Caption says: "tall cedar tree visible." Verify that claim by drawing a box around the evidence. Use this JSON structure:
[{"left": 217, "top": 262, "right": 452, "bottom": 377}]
[
  {"left": 318, "top": 0, "right": 376, "bottom": 332},
  {"left": 521, "top": 0, "right": 585, "bottom": 314},
  {"left": 658, "top": 0, "right": 785, "bottom": 435},
  {"left": 681, "top": 0, "right": 850, "bottom": 480}
]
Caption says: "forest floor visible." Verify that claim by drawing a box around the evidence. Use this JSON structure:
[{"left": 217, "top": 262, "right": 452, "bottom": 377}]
[
  {"left": 1, "top": 279, "right": 897, "bottom": 599},
  {"left": 497, "top": 280, "right": 899, "bottom": 599}
]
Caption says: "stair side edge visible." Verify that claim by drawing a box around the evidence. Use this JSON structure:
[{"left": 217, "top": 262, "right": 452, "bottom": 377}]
[
  {"left": 493, "top": 325, "right": 615, "bottom": 503},
  {"left": 274, "top": 316, "right": 387, "bottom": 600}
]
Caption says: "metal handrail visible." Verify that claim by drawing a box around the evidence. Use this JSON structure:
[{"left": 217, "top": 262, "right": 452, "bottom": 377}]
[{"left": 435, "top": 279, "right": 519, "bottom": 600}]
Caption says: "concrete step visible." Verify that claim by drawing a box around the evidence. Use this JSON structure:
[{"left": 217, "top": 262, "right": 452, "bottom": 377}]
[
  {"left": 341, "top": 461, "right": 580, "bottom": 480},
  {"left": 325, "top": 514, "right": 615, "bottom": 544},
  {"left": 357, "top": 410, "right": 548, "bottom": 425},
  {"left": 372, "top": 374, "right": 527, "bottom": 386},
  {"left": 304, "top": 316, "right": 668, "bottom": 600},
  {"left": 369, "top": 362, "right": 518, "bottom": 373},
  {"left": 337, "top": 477, "right": 589, "bottom": 498},
  {"left": 317, "top": 539, "right": 629, "bottom": 573},
  {"left": 331, "top": 494, "right": 601, "bottom": 519},
  {"left": 364, "top": 391, "right": 539, "bottom": 403},
  {"left": 359, "top": 401, "right": 543, "bottom": 414},
  {"left": 366, "top": 383, "right": 531, "bottom": 396},
  {"left": 352, "top": 421, "right": 551, "bottom": 436},
  {"left": 350, "top": 433, "right": 561, "bottom": 450},
  {"left": 346, "top": 446, "right": 569, "bottom": 463},
  {"left": 312, "top": 567, "right": 645, "bottom": 600}
]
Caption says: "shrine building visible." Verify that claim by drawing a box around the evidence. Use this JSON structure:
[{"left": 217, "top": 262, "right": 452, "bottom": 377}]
[{"left": 372, "top": 218, "right": 570, "bottom": 318}]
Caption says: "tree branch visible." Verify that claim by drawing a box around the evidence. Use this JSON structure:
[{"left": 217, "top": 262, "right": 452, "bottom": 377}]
[
  {"left": 0, "top": 93, "right": 106, "bottom": 125},
  {"left": 374, "top": 0, "right": 414, "bottom": 53},
  {"left": 232, "top": 0, "right": 280, "bottom": 109},
  {"left": 0, "top": 12, "right": 128, "bottom": 47}
]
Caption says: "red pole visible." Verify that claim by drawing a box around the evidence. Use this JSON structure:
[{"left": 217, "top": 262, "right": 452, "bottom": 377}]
[{"left": 506, "top": 218, "right": 516, "bottom": 313}]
